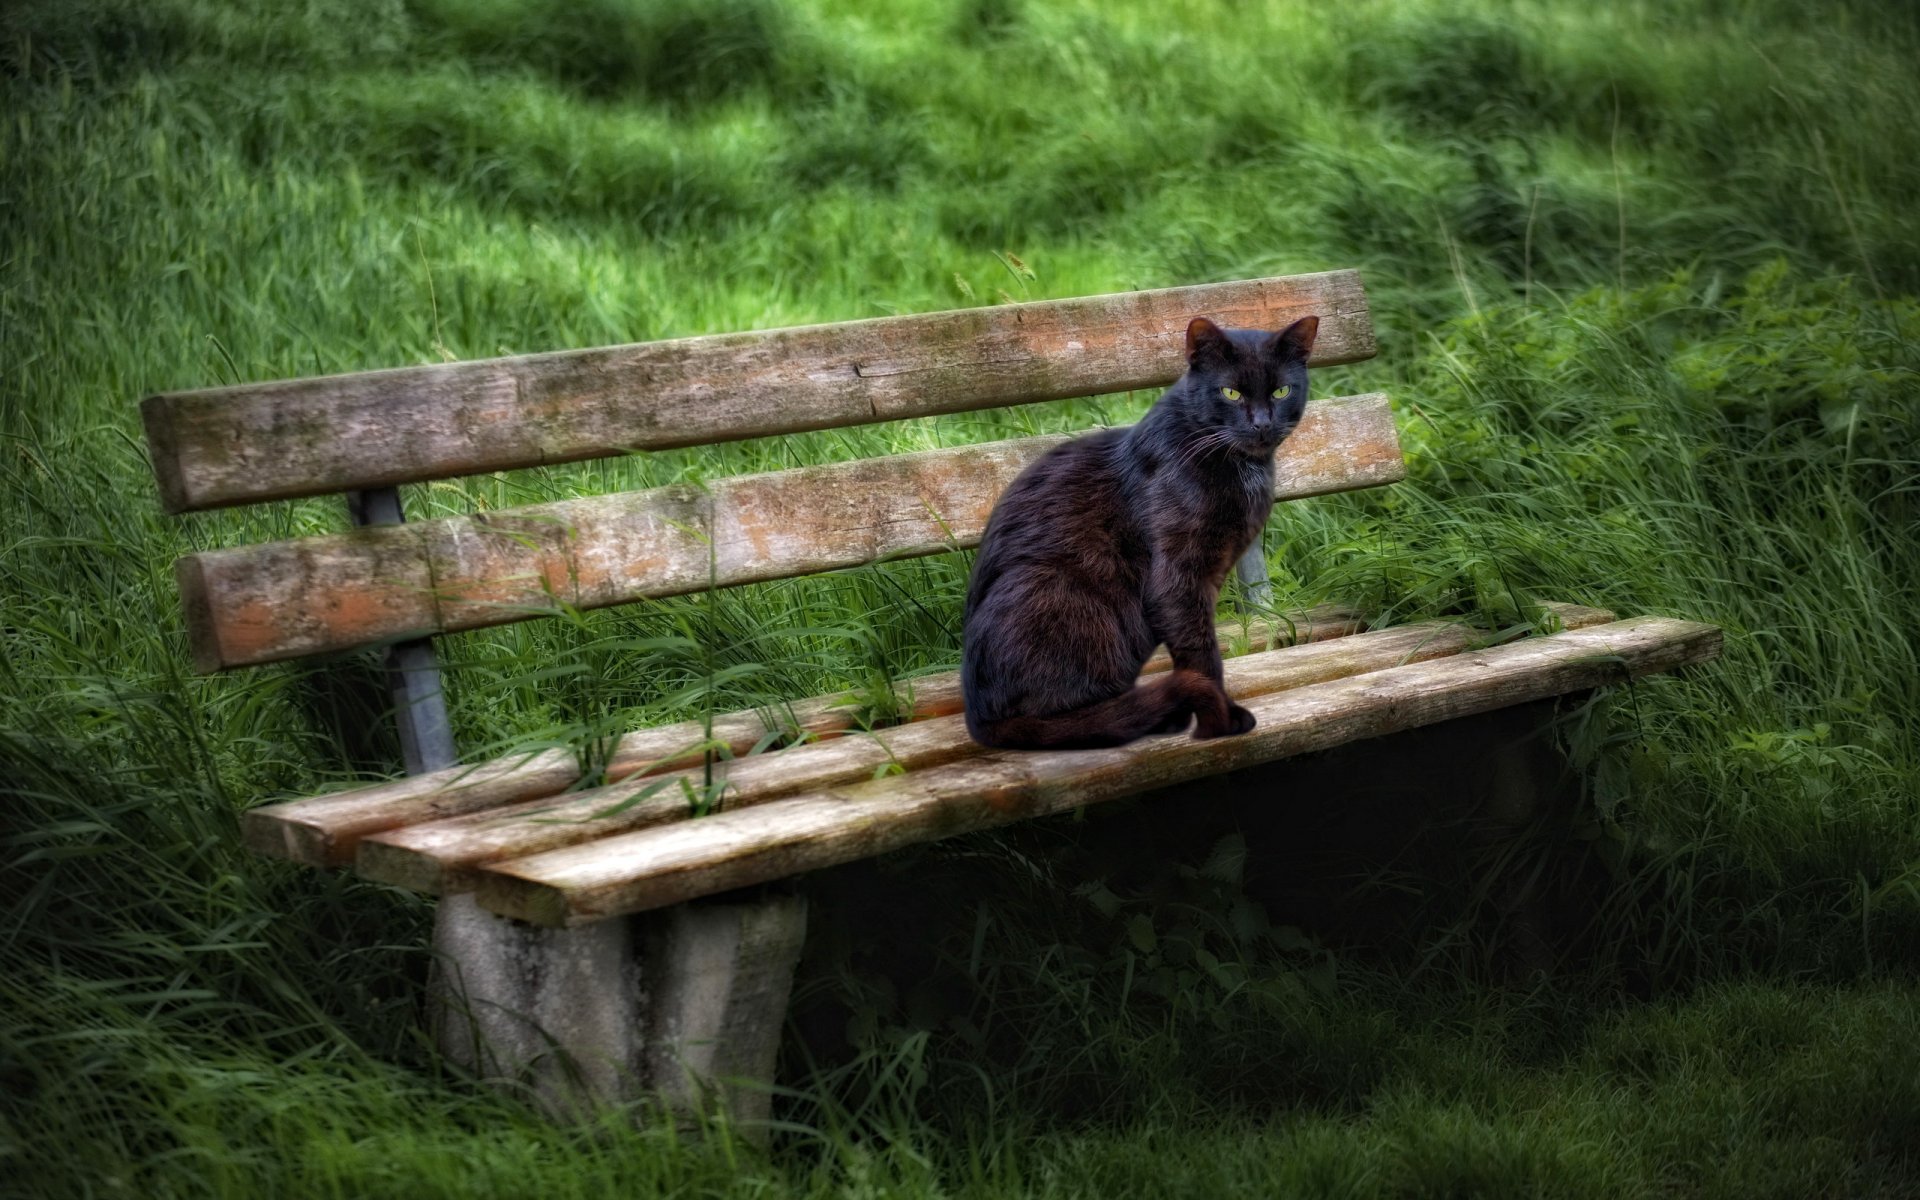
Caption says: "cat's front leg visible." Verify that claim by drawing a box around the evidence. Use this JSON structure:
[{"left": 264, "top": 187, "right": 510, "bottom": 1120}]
[{"left": 1144, "top": 554, "right": 1255, "bottom": 739}]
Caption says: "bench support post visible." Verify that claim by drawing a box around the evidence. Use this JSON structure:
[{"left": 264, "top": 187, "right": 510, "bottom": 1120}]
[
  {"left": 638, "top": 890, "right": 810, "bottom": 1128},
  {"left": 1473, "top": 700, "right": 1576, "bottom": 978},
  {"left": 1235, "top": 539, "right": 1273, "bottom": 612},
  {"left": 429, "top": 891, "right": 807, "bottom": 1129},
  {"left": 431, "top": 894, "right": 640, "bottom": 1112},
  {"left": 348, "top": 487, "right": 805, "bottom": 1129},
  {"left": 348, "top": 488, "right": 457, "bottom": 775}
]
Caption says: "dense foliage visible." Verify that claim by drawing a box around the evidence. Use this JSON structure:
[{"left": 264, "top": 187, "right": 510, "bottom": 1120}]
[{"left": 4, "top": 0, "right": 1917, "bottom": 1195}]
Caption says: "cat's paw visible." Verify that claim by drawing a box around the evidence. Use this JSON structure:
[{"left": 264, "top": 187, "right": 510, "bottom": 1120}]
[{"left": 1194, "top": 703, "right": 1257, "bottom": 739}]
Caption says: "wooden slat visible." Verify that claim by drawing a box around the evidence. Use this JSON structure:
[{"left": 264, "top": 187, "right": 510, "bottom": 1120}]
[
  {"left": 179, "top": 393, "right": 1403, "bottom": 672},
  {"left": 474, "top": 615, "right": 1722, "bottom": 926},
  {"left": 244, "top": 605, "right": 1368, "bottom": 867},
  {"left": 143, "top": 271, "right": 1375, "bottom": 513},
  {"left": 356, "top": 604, "right": 1618, "bottom": 895}
]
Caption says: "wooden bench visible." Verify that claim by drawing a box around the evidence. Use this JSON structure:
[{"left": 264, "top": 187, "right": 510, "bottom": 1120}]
[{"left": 142, "top": 269, "right": 1721, "bottom": 1122}]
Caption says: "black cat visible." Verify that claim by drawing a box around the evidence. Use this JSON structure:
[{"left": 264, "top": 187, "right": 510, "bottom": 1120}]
[{"left": 961, "top": 314, "right": 1320, "bottom": 749}]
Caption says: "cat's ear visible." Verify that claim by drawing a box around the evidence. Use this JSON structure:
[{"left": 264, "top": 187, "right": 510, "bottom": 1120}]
[
  {"left": 1270, "top": 315, "right": 1321, "bottom": 363},
  {"left": 1186, "top": 317, "right": 1232, "bottom": 367}
]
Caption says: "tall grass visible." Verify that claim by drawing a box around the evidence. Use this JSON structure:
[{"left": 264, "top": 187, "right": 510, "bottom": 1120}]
[{"left": 4, "top": 0, "right": 1919, "bottom": 1195}]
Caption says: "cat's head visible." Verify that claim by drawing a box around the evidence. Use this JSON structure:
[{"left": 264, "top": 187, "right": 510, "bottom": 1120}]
[{"left": 1178, "top": 315, "right": 1320, "bottom": 457}]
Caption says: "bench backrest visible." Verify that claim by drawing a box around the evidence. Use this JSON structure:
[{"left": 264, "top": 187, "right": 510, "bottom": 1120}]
[{"left": 143, "top": 270, "right": 1399, "bottom": 673}]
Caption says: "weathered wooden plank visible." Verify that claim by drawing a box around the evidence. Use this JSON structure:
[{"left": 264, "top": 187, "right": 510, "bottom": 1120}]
[
  {"left": 144, "top": 271, "right": 1375, "bottom": 513},
  {"left": 244, "top": 605, "right": 1367, "bottom": 867},
  {"left": 474, "top": 615, "right": 1721, "bottom": 926},
  {"left": 179, "top": 393, "right": 1403, "bottom": 671},
  {"left": 357, "top": 604, "right": 1617, "bottom": 895},
  {"left": 242, "top": 749, "right": 579, "bottom": 866}
]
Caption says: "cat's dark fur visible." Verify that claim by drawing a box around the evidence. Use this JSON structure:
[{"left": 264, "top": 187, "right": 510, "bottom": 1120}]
[{"left": 961, "top": 314, "right": 1320, "bottom": 749}]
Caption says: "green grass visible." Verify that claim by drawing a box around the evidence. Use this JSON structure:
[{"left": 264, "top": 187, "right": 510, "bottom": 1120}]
[{"left": 4, "top": 0, "right": 1919, "bottom": 1195}]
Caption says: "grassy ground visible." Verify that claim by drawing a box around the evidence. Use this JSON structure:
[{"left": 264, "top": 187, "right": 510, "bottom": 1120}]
[{"left": 4, "top": 0, "right": 1919, "bottom": 1195}]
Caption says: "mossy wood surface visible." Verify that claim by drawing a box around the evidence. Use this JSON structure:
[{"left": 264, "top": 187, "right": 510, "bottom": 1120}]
[
  {"left": 354, "top": 604, "right": 1618, "bottom": 895},
  {"left": 244, "top": 605, "right": 1367, "bottom": 868},
  {"left": 143, "top": 271, "right": 1374, "bottom": 513},
  {"left": 477, "top": 615, "right": 1721, "bottom": 926},
  {"left": 179, "top": 394, "right": 1401, "bottom": 671}
]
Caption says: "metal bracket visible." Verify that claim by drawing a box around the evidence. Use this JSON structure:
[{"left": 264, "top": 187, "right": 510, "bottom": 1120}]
[
  {"left": 1235, "top": 539, "right": 1274, "bottom": 613},
  {"left": 347, "top": 487, "right": 458, "bottom": 774}
]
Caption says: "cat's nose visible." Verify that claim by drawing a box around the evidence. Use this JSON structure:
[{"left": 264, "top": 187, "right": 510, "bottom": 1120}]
[{"left": 1249, "top": 408, "right": 1280, "bottom": 444}]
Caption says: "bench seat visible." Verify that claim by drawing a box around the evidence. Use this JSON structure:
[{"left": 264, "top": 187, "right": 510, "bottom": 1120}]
[
  {"left": 246, "top": 601, "right": 1717, "bottom": 926},
  {"left": 479, "top": 612, "right": 1716, "bottom": 926},
  {"left": 242, "top": 604, "right": 1366, "bottom": 868}
]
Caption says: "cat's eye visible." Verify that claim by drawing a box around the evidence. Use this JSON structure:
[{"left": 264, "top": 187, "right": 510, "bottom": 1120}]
[
  {"left": 1272, "top": 386, "right": 1292, "bottom": 400},
  {"left": 1220, "top": 387, "right": 1241, "bottom": 401}
]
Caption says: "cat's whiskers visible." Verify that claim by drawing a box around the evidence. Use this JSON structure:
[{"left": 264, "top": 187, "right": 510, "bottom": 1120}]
[
  {"left": 1169, "top": 429, "right": 1216, "bottom": 471},
  {"left": 1171, "top": 427, "right": 1235, "bottom": 473}
]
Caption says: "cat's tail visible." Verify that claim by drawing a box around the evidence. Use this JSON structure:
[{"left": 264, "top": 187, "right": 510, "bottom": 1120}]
[{"left": 967, "top": 669, "right": 1228, "bottom": 750}]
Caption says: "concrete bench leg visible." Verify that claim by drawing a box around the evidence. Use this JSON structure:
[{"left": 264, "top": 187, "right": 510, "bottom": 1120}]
[
  {"left": 431, "top": 894, "right": 637, "bottom": 1115},
  {"left": 639, "top": 890, "right": 810, "bottom": 1127},
  {"left": 431, "top": 890, "right": 808, "bottom": 1128},
  {"left": 1469, "top": 697, "right": 1586, "bottom": 978}
]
